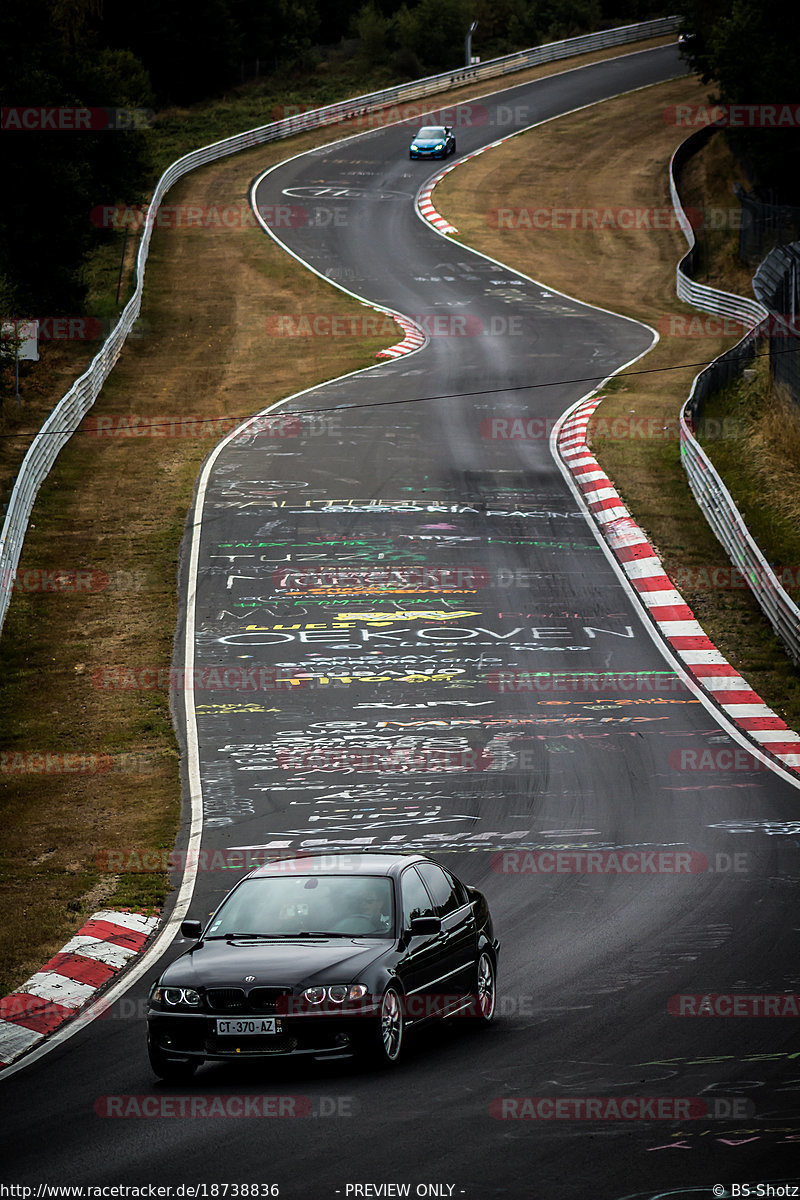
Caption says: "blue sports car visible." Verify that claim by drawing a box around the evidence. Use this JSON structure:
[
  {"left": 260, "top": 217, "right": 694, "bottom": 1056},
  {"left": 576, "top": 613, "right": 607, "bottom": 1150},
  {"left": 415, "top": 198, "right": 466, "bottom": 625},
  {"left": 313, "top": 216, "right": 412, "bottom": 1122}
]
[{"left": 409, "top": 125, "right": 456, "bottom": 160}]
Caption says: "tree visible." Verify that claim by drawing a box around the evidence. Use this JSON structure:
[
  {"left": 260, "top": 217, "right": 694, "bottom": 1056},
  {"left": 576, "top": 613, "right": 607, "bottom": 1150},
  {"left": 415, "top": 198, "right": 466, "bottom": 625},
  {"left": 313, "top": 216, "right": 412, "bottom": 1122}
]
[
  {"left": 0, "top": 1, "right": 153, "bottom": 312},
  {"left": 395, "top": 0, "right": 478, "bottom": 73},
  {"left": 528, "top": 0, "right": 603, "bottom": 43},
  {"left": 353, "top": 3, "right": 394, "bottom": 66},
  {"left": 99, "top": 0, "right": 242, "bottom": 105},
  {"left": 677, "top": 0, "right": 800, "bottom": 198}
]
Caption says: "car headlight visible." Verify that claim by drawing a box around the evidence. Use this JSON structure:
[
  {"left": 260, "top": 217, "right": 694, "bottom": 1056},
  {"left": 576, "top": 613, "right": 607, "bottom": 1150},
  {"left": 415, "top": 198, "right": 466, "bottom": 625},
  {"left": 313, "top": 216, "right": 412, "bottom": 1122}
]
[
  {"left": 151, "top": 985, "right": 201, "bottom": 1008},
  {"left": 301, "top": 984, "right": 368, "bottom": 1005},
  {"left": 434, "top": 143, "right": 444, "bottom": 150}
]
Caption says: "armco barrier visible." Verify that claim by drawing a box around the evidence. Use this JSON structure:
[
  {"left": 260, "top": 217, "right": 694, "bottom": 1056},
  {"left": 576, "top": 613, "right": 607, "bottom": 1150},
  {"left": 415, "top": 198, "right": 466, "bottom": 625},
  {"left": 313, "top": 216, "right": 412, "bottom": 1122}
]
[
  {"left": 0, "top": 17, "right": 679, "bottom": 635},
  {"left": 670, "top": 130, "right": 800, "bottom": 666},
  {"left": 669, "top": 127, "right": 767, "bottom": 331}
]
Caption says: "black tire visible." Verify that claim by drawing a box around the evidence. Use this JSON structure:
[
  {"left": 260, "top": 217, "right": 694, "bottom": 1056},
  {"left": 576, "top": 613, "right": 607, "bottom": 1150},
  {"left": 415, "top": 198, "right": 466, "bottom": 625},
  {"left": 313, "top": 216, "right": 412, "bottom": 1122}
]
[
  {"left": 363, "top": 986, "right": 405, "bottom": 1066},
  {"left": 472, "top": 950, "right": 496, "bottom": 1024},
  {"left": 147, "top": 1038, "right": 198, "bottom": 1083}
]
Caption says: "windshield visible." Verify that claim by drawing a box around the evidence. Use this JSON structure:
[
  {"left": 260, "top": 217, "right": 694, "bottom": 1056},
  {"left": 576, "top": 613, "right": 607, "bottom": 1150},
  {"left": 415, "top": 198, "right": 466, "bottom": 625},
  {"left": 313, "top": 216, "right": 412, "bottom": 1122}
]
[
  {"left": 206, "top": 875, "right": 395, "bottom": 938},
  {"left": 416, "top": 127, "right": 445, "bottom": 139}
]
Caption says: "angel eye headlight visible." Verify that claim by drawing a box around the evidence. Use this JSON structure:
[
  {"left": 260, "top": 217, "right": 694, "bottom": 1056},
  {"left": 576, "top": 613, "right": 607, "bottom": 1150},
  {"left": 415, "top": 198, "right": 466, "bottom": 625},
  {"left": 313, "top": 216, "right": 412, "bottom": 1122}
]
[
  {"left": 302, "top": 984, "right": 368, "bottom": 1004},
  {"left": 162, "top": 986, "right": 201, "bottom": 1007}
]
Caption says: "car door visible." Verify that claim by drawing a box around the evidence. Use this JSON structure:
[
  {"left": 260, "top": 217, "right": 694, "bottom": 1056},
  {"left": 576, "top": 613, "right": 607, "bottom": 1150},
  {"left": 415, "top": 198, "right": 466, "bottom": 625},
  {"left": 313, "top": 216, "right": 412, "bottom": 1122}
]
[
  {"left": 414, "top": 861, "right": 478, "bottom": 1011},
  {"left": 394, "top": 865, "right": 447, "bottom": 1026}
]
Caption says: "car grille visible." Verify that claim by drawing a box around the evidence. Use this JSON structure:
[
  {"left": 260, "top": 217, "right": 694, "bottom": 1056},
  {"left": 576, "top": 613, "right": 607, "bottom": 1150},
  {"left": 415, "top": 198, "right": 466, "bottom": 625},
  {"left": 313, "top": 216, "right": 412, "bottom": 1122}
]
[
  {"left": 205, "top": 988, "right": 246, "bottom": 1012},
  {"left": 248, "top": 987, "right": 292, "bottom": 1013},
  {"left": 205, "top": 1035, "right": 298, "bottom": 1056},
  {"left": 204, "top": 986, "right": 293, "bottom": 1013}
]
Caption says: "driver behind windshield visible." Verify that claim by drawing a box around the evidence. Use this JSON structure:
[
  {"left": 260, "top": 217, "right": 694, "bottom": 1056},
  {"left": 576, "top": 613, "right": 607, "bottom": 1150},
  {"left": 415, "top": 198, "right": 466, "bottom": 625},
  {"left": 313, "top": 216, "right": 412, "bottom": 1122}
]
[
  {"left": 207, "top": 875, "right": 393, "bottom": 937},
  {"left": 333, "top": 882, "right": 391, "bottom": 933}
]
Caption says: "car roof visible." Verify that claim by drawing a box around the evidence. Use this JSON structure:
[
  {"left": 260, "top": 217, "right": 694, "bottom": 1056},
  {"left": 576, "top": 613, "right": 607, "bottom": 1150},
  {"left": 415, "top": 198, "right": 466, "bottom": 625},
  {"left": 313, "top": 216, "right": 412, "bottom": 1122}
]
[
  {"left": 416, "top": 126, "right": 446, "bottom": 134},
  {"left": 247, "top": 851, "right": 431, "bottom": 880}
]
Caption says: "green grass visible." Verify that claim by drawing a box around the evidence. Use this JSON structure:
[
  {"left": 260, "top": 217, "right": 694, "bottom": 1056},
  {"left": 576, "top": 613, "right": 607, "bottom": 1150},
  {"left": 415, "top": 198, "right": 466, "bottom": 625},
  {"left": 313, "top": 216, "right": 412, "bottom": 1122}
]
[{"left": 697, "top": 358, "right": 800, "bottom": 602}]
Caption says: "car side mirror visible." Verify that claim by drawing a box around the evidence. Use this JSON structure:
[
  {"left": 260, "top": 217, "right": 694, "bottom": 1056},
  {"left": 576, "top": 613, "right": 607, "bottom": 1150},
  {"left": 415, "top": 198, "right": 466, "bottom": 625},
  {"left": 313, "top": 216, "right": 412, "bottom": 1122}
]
[
  {"left": 180, "top": 919, "right": 203, "bottom": 939},
  {"left": 409, "top": 915, "right": 442, "bottom": 936}
]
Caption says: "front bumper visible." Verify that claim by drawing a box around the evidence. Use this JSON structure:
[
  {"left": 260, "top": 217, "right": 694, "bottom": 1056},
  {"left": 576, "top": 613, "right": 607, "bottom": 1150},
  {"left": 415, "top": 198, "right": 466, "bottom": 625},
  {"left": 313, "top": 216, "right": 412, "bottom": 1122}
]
[{"left": 147, "top": 1006, "right": 378, "bottom": 1061}]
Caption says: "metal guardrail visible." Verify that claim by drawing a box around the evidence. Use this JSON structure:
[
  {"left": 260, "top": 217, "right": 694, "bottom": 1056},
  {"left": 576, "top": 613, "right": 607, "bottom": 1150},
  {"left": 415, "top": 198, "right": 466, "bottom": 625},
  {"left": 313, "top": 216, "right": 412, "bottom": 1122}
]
[
  {"left": 0, "top": 16, "right": 680, "bottom": 634},
  {"left": 669, "top": 127, "right": 767, "bottom": 331},
  {"left": 671, "top": 130, "right": 800, "bottom": 667}
]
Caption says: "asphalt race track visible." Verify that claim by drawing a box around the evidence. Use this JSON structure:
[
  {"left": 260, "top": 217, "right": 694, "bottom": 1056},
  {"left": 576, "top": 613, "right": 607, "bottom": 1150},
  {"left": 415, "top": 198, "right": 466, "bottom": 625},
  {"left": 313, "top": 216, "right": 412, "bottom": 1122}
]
[{"left": 4, "top": 42, "right": 800, "bottom": 1200}]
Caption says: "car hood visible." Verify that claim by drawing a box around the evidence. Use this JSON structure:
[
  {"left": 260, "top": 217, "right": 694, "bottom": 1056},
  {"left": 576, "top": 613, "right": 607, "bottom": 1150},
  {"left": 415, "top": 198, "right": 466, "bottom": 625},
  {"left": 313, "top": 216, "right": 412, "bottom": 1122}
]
[
  {"left": 413, "top": 138, "right": 443, "bottom": 146},
  {"left": 161, "top": 937, "right": 389, "bottom": 988}
]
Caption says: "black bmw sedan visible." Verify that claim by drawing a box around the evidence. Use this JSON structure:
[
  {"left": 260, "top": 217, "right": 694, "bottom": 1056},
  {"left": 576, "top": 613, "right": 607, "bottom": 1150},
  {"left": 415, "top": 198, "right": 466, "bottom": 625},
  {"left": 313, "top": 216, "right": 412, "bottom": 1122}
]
[{"left": 147, "top": 852, "right": 498, "bottom": 1080}]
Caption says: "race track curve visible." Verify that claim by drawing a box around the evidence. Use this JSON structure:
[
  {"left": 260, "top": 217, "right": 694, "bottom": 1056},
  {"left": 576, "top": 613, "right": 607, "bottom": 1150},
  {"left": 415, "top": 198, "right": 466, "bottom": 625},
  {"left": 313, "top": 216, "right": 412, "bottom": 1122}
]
[{"left": 4, "top": 42, "right": 800, "bottom": 1200}]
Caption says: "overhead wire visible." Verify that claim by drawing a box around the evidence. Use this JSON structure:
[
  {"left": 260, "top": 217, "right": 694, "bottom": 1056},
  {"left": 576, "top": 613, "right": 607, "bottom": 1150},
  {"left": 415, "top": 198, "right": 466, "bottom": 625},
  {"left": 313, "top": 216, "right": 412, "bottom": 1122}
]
[{"left": 1, "top": 341, "right": 798, "bottom": 441}]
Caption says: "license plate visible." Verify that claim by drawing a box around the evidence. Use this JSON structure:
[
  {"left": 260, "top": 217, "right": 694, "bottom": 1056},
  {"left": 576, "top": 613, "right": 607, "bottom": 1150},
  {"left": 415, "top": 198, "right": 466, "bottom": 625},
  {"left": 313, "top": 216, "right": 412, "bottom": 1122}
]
[{"left": 215, "top": 1018, "right": 281, "bottom": 1036}]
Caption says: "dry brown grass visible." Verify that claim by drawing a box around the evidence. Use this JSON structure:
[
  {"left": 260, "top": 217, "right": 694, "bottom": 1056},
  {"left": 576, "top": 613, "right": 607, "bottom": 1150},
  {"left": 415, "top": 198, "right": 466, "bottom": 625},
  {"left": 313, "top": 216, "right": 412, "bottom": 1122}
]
[
  {"left": 746, "top": 382, "right": 800, "bottom": 536},
  {"left": 759, "top": 392, "right": 800, "bottom": 521},
  {"left": 696, "top": 356, "right": 800, "bottom": 575}
]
